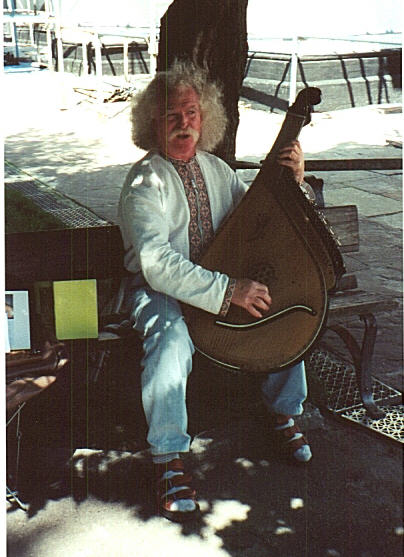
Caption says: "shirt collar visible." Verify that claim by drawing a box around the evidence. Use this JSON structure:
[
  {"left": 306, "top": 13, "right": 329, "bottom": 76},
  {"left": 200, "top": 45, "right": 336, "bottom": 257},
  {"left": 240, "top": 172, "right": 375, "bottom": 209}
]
[{"left": 161, "top": 152, "right": 197, "bottom": 167}]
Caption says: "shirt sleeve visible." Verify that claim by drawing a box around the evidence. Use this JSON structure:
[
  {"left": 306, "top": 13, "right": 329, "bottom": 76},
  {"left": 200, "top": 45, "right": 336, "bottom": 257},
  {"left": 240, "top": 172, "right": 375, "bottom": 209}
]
[{"left": 119, "top": 170, "right": 230, "bottom": 315}]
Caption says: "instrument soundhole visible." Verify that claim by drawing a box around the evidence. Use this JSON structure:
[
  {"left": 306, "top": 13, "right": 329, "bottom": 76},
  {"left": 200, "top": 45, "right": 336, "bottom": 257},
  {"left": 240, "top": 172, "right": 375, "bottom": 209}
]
[{"left": 249, "top": 263, "right": 277, "bottom": 287}]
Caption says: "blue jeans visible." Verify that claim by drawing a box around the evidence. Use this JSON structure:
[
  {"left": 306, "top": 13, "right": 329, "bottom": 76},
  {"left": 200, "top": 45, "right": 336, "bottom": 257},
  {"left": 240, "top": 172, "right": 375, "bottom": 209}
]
[{"left": 129, "top": 286, "right": 308, "bottom": 456}]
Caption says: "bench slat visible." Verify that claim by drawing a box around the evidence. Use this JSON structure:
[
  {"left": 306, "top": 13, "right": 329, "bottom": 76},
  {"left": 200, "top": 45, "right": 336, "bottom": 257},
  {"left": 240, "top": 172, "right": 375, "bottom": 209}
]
[
  {"left": 328, "top": 289, "right": 398, "bottom": 321},
  {"left": 6, "top": 225, "right": 124, "bottom": 286},
  {"left": 322, "top": 205, "right": 359, "bottom": 253}
]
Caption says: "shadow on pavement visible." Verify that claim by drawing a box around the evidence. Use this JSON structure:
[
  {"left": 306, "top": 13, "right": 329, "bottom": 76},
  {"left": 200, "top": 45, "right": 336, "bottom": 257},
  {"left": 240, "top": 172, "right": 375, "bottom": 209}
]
[{"left": 6, "top": 348, "right": 403, "bottom": 557}]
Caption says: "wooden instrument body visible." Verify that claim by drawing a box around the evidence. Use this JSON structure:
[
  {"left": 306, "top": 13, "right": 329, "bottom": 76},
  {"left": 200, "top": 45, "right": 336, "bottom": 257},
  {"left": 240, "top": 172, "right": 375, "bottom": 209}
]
[
  {"left": 184, "top": 169, "right": 328, "bottom": 372},
  {"left": 184, "top": 87, "right": 343, "bottom": 372}
]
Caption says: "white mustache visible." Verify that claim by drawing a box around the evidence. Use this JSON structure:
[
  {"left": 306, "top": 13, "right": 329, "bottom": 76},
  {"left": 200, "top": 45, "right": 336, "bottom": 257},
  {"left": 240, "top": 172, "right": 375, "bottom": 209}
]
[{"left": 168, "top": 127, "right": 200, "bottom": 142}]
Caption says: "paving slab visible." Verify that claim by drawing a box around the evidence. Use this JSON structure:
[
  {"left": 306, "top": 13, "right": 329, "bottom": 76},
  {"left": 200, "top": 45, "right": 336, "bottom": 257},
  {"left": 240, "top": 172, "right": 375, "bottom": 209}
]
[
  {"left": 369, "top": 212, "right": 403, "bottom": 228},
  {"left": 312, "top": 167, "right": 402, "bottom": 191},
  {"left": 323, "top": 187, "right": 400, "bottom": 217}
]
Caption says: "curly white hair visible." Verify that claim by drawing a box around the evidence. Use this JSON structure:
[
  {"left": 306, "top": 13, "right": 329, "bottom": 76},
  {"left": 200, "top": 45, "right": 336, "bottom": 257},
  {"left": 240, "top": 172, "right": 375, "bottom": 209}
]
[{"left": 130, "top": 60, "right": 227, "bottom": 152}]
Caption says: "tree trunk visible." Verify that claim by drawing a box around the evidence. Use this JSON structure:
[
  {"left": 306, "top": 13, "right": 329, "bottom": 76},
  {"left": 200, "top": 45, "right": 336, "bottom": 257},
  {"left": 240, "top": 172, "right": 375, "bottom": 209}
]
[{"left": 157, "top": 0, "right": 248, "bottom": 162}]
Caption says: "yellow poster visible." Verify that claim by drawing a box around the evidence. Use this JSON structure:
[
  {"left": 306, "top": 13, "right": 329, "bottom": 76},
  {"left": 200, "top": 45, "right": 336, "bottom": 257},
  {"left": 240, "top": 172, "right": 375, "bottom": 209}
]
[{"left": 53, "top": 279, "right": 98, "bottom": 340}]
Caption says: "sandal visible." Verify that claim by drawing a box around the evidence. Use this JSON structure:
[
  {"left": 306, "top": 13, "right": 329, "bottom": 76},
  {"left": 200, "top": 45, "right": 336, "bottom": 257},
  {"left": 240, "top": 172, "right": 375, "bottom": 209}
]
[
  {"left": 271, "top": 415, "right": 312, "bottom": 463},
  {"left": 155, "top": 458, "right": 200, "bottom": 522}
]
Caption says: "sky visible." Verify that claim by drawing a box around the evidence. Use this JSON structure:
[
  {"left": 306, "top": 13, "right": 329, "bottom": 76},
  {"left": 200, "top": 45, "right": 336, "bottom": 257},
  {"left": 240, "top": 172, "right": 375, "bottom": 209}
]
[{"left": 56, "top": 0, "right": 402, "bottom": 37}]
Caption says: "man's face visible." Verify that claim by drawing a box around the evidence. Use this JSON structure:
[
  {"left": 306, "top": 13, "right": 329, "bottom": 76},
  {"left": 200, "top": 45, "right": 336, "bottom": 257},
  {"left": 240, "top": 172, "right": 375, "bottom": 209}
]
[{"left": 155, "top": 87, "right": 202, "bottom": 160}]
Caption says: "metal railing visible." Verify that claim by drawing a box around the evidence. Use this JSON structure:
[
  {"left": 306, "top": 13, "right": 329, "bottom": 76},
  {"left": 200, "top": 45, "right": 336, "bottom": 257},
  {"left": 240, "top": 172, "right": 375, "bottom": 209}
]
[
  {"left": 3, "top": 0, "right": 54, "bottom": 66},
  {"left": 246, "top": 34, "right": 402, "bottom": 107}
]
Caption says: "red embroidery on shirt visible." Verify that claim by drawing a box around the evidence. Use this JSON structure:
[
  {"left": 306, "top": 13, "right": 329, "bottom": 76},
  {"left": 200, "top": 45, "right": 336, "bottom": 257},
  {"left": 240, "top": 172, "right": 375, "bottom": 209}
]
[
  {"left": 219, "top": 278, "right": 236, "bottom": 317},
  {"left": 168, "top": 156, "right": 214, "bottom": 263},
  {"left": 168, "top": 155, "right": 235, "bottom": 316}
]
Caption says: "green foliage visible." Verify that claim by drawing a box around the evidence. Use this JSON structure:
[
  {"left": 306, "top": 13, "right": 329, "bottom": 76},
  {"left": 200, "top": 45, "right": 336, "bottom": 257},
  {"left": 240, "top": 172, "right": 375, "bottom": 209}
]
[{"left": 5, "top": 188, "right": 66, "bottom": 233}]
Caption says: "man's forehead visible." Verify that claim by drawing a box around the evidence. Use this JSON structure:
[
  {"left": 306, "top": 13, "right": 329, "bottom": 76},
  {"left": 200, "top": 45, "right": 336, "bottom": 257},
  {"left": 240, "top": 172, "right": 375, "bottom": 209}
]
[{"left": 157, "top": 86, "right": 200, "bottom": 111}]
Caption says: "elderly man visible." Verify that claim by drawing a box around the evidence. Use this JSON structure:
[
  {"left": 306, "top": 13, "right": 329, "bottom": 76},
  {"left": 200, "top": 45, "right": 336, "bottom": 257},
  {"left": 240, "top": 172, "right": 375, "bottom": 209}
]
[{"left": 118, "top": 61, "right": 312, "bottom": 522}]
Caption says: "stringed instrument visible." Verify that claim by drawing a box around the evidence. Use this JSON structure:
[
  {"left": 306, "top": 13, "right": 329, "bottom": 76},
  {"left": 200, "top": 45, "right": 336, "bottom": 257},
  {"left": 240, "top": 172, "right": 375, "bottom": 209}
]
[{"left": 184, "top": 87, "right": 345, "bottom": 372}]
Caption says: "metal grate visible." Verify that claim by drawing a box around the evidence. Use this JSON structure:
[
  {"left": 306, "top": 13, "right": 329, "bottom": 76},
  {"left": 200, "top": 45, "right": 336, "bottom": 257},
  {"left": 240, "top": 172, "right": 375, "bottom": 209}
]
[
  {"left": 306, "top": 349, "right": 403, "bottom": 443},
  {"left": 341, "top": 405, "right": 404, "bottom": 444},
  {"left": 49, "top": 208, "right": 108, "bottom": 228},
  {"left": 7, "top": 180, "right": 108, "bottom": 228},
  {"left": 307, "top": 349, "right": 401, "bottom": 412}
]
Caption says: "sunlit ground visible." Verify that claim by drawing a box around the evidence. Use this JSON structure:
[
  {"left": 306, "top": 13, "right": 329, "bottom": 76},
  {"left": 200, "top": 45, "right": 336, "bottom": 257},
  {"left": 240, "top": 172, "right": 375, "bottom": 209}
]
[
  {"left": 4, "top": 67, "right": 402, "bottom": 172},
  {"left": 5, "top": 450, "right": 257, "bottom": 557},
  {"left": 6, "top": 447, "right": 312, "bottom": 557},
  {"left": 7, "top": 444, "right": 402, "bottom": 556},
  {"left": 236, "top": 101, "right": 402, "bottom": 159},
  {"left": 8, "top": 500, "right": 247, "bottom": 557}
]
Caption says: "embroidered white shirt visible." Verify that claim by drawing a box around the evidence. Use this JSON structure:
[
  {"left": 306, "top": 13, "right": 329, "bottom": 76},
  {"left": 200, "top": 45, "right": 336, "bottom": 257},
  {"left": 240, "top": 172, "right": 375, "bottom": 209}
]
[{"left": 118, "top": 149, "right": 248, "bottom": 315}]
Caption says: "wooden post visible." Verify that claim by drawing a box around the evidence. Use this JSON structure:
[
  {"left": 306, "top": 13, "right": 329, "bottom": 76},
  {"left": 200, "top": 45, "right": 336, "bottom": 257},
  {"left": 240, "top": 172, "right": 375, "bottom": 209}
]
[
  {"left": 46, "top": 25, "right": 53, "bottom": 70},
  {"left": 44, "top": 0, "right": 53, "bottom": 71},
  {"left": 7, "top": 0, "right": 20, "bottom": 60},
  {"left": 288, "top": 35, "right": 299, "bottom": 106},
  {"left": 123, "top": 39, "right": 129, "bottom": 81},
  {"left": 148, "top": 1, "right": 157, "bottom": 75},
  {"left": 94, "top": 34, "right": 103, "bottom": 103},
  {"left": 82, "top": 41, "right": 89, "bottom": 76},
  {"left": 54, "top": 0, "right": 64, "bottom": 74}
]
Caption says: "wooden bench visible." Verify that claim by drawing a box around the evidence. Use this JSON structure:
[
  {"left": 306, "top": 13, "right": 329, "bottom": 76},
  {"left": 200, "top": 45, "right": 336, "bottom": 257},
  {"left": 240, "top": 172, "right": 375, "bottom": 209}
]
[{"left": 5, "top": 174, "right": 398, "bottom": 419}]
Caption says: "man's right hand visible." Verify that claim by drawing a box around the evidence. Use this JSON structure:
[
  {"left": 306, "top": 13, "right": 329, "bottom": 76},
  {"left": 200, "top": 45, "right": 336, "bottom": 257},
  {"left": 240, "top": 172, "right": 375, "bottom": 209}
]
[{"left": 231, "top": 278, "right": 272, "bottom": 318}]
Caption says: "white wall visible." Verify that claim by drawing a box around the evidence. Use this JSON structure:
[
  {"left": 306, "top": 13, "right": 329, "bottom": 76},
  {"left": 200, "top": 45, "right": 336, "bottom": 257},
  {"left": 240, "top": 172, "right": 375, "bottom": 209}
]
[
  {"left": 247, "top": 0, "right": 402, "bottom": 37},
  {"left": 54, "top": 0, "right": 401, "bottom": 37},
  {"left": 55, "top": 0, "right": 172, "bottom": 27}
]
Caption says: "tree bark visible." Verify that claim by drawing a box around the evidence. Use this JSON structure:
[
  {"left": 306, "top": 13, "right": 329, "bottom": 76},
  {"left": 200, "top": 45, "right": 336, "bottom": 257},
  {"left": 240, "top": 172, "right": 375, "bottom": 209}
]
[{"left": 157, "top": 0, "right": 248, "bottom": 162}]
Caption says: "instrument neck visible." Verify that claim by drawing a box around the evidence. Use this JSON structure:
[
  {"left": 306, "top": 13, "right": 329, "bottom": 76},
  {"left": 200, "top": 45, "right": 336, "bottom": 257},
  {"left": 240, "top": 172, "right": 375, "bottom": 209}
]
[
  {"left": 249, "top": 88, "right": 321, "bottom": 188},
  {"left": 265, "top": 110, "right": 307, "bottom": 166}
]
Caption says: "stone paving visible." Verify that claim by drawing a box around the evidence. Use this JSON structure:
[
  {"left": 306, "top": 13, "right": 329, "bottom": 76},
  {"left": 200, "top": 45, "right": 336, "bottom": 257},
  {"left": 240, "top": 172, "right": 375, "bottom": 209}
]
[{"left": 4, "top": 66, "right": 403, "bottom": 557}]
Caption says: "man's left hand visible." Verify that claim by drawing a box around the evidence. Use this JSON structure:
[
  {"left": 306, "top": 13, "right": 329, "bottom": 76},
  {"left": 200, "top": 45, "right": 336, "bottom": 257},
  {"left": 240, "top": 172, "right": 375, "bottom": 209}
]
[{"left": 277, "top": 140, "right": 304, "bottom": 185}]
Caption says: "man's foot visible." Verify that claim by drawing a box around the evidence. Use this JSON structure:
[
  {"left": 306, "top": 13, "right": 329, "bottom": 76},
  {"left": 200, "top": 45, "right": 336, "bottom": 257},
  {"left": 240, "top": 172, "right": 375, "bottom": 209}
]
[
  {"left": 155, "top": 458, "right": 200, "bottom": 522},
  {"left": 271, "top": 414, "right": 312, "bottom": 463}
]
